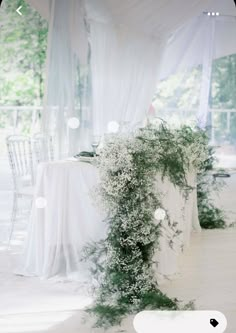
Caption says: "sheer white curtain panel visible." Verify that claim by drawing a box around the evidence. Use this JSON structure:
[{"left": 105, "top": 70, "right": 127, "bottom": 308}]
[
  {"left": 87, "top": 0, "right": 211, "bottom": 136},
  {"left": 43, "top": 0, "right": 90, "bottom": 158}
]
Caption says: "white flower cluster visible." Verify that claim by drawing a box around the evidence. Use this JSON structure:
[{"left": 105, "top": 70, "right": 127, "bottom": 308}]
[
  {"left": 89, "top": 124, "right": 210, "bottom": 323},
  {"left": 98, "top": 135, "right": 133, "bottom": 199}
]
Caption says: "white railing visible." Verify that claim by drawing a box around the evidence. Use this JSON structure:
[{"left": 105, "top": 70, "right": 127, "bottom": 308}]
[
  {"left": 0, "top": 106, "right": 236, "bottom": 137},
  {"left": 210, "top": 108, "right": 236, "bottom": 144},
  {"left": 156, "top": 107, "right": 236, "bottom": 143},
  {"left": 0, "top": 106, "right": 42, "bottom": 134}
]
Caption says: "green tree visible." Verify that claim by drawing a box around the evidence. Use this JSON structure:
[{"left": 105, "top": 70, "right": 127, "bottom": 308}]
[
  {"left": 0, "top": 0, "right": 48, "bottom": 106},
  {"left": 211, "top": 54, "right": 236, "bottom": 109},
  {"left": 211, "top": 54, "right": 236, "bottom": 143}
]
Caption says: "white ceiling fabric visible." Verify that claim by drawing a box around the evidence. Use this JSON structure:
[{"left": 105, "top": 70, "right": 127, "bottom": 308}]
[
  {"left": 86, "top": 0, "right": 211, "bottom": 37},
  {"left": 159, "top": 0, "right": 236, "bottom": 80},
  {"left": 26, "top": 0, "right": 236, "bottom": 58},
  {"left": 26, "top": 0, "right": 213, "bottom": 38},
  {"left": 205, "top": 0, "right": 236, "bottom": 15},
  {"left": 157, "top": 0, "right": 236, "bottom": 128},
  {"left": 25, "top": 0, "right": 51, "bottom": 20},
  {"left": 159, "top": 16, "right": 236, "bottom": 80},
  {"left": 25, "top": 0, "right": 236, "bottom": 156},
  {"left": 87, "top": 0, "right": 212, "bottom": 136}
]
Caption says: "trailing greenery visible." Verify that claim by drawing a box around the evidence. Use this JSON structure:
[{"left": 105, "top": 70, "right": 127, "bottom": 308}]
[
  {"left": 197, "top": 146, "right": 226, "bottom": 229},
  {"left": 83, "top": 124, "right": 210, "bottom": 327}
]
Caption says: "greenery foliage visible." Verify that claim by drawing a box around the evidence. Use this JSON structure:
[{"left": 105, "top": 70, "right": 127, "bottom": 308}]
[
  {"left": 84, "top": 124, "right": 210, "bottom": 327},
  {"left": 197, "top": 146, "right": 226, "bottom": 229}
]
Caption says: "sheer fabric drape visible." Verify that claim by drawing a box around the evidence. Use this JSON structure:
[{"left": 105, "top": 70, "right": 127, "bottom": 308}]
[
  {"left": 157, "top": 13, "right": 236, "bottom": 128},
  {"left": 43, "top": 0, "right": 90, "bottom": 158},
  {"left": 88, "top": 0, "right": 211, "bottom": 137},
  {"left": 90, "top": 22, "right": 164, "bottom": 136},
  {"left": 29, "top": 0, "right": 211, "bottom": 155}
]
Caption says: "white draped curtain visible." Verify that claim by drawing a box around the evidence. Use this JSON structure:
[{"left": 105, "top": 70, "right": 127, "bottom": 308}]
[
  {"left": 42, "top": 0, "right": 90, "bottom": 158},
  {"left": 157, "top": 8, "right": 236, "bottom": 129},
  {"left": 90, "top": 22, "right": 164, "bottom": 136},
  {"left": 87, "top": 0, "right": 212, "bottom": 137},
  {"left": 26, "top": 0, "right": 212, "bottom": 156}
]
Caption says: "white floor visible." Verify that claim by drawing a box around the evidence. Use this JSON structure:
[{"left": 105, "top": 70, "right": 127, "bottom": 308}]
[
  {"left": 0, "top": 197, "right": 93, "bottom": 333},
  {"left": 161, "top": 228, "right": 236, "bottom": 333},
  {"left": 0, "top": 164, "right": 235, "bottom": 333}
]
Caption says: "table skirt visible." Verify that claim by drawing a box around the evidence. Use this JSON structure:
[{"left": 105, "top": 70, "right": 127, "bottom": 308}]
[{"left": 18, "top": 160, "right": 200, "bottom": 283}]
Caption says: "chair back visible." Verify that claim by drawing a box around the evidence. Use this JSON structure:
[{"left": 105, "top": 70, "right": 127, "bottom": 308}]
[
  {"left": 32, "top": 133, "right": 54, "bottom": 164},
  {"left": 6, "top": 135, "right": 35, "bottom": 190}
]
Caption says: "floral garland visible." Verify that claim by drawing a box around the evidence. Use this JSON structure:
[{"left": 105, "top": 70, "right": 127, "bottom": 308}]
[{"left": 84, "top": 124, "right": 213, "bottom": 327}]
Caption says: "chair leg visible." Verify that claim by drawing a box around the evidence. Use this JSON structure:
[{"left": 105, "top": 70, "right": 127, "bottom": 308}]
[
  {"left": 29, "top": 196, "right": 33, "bottom": 213},
  {"left": 8, "top": 193, "right": 18, "bottom": 247}
]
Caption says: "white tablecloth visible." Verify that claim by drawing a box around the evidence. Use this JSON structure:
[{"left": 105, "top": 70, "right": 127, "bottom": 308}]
[
  {"left": 19, "top": 160, "right": 201, "bottom": 282},
  {"left": 154, "top": 172, "right": 201, "bottom": 281},
  {"left": 20, "top": 160, "right": 106, "bottom": 281}
]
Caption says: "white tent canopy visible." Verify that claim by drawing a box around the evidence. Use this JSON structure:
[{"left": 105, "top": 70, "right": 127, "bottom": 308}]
[
  {"left": 160, "top": 0, "right": 236, "bottom": 79},
  {"left": 27, "top": 0, "right": 236, "bottom": 71},
  {"left": 27, "top": 0, "right": 213, "bottom": 34},
  {"left": 25, "top": 0, "right": 236, "bottom": 157},
  {"left": 157, "top": 0, "right": 236, "bottom": 128}
]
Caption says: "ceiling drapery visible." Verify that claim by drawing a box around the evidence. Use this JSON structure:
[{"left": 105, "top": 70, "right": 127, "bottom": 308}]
[
  {"left": 86, "top": 0, "right": 212, "bottom": 136},
  {"left": 159, "top": 11, "right": 236, "bottom": 79},
  {"left": 156, "top": 0, "right": 236, "bottom": 128},
  {"left": 26, "top": 0, "right": 227, "bottom": 156}
]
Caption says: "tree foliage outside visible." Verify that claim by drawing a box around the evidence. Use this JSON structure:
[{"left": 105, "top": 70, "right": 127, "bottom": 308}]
[
  {"left": 211, "top": 54, "right": 236, "bottom": 109},
  {"left": 153, "top": 67, "right": 202, "bottom": 112},
  {"left": 211, "top": 55, "right": 236, "bottom": 144},
  {"left": 153, "top": 54, "right": 236, "bottom": 145},
  {"left": 0, "top": 0, "right": 48, "bottom": 106},
  {"left": 153, "top": 55, "right": 236, "bottom": 112},
  {"left": 0, "top": 1, "right": 235, "bottom": 145}
]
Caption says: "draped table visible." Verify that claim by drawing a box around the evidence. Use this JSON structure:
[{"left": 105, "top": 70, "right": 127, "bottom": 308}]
[
  {"left": 154, "top": 173, "right": 201, "bottom": 280},
  {"left": 20, "top": 160, "right": 107, "bottom": 282},
  {"left": 19, "top": 159, "right": 201, "bottom": 283}
]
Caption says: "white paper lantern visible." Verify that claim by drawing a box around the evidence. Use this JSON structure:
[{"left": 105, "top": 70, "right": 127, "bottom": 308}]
[
  {"left": 154, "top": 208, "right": 166, "bottom": 221},
  {"left": 107, "top": 121, "right": 120, "bottom": 133},
  {"left": 67, "top": 117, "right": 80, "bottom": 129},
  {"left": 35, "top": 197, "right": 47, "bottom": 209}
]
